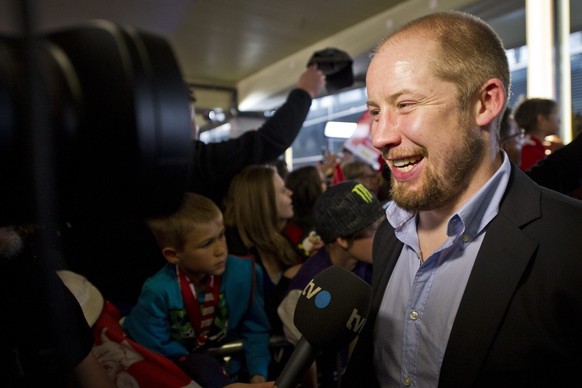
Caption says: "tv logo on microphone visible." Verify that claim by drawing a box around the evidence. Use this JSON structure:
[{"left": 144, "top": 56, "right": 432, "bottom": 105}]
[
  {"left": 302, "top": 278, "right": 367, "bottom": 334},
  {"left": 346, "top": 308, "right": 366, "bottom": 333}
]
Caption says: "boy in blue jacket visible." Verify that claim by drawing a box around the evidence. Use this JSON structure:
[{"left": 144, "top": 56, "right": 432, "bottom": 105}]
[{"left": 123, "top": 193, "right": 270, "bottom": 385}]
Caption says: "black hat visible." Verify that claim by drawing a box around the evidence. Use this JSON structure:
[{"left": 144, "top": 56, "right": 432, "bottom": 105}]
[
  {"left": 314, "top": 181, "right": 384, "bottom": 244},
  {"left": 307, "top": 48, "right": 354, "bottom": 92}
]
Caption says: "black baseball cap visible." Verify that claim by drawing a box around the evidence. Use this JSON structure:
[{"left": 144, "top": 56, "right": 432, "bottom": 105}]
[
  {"left": 307, "top": 47, "right": 354, "bottom": 92},
  {"left": 314, "top": 180, "right": 384, "bottom": 243}
]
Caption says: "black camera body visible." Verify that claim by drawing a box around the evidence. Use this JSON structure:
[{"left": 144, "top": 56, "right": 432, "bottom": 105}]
[{"left": 1, "top": 20, "right": 192, "bottom": 226}]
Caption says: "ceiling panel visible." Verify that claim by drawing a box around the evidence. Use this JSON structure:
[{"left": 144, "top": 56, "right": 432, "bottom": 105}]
[{"left": 2, "top": 0, "right": 579, "bottom": 113}]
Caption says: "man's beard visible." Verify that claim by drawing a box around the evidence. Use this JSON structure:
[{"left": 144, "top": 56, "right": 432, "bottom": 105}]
[
  {"left": 390, "top": 123, "right": 484, "bottom": 212},
  {"left": 0, "top": 226, "right": 25, "bottom": 264}
]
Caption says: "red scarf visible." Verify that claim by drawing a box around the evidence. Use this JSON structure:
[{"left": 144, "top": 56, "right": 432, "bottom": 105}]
[{"left": 176, "top": 266, "right": 222, "bottom": 348}]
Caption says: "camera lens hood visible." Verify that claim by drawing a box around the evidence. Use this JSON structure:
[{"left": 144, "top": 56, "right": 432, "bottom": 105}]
[{"left": 1, "top": 21, "right": 192, "bottom": 225}]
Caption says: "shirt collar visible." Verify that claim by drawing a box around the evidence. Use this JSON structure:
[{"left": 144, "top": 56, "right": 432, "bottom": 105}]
[{"left": 386, "top": 152, "right": 511, "bottom": 248}]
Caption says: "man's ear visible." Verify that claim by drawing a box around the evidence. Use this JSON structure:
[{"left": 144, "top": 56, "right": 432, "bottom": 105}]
[
  {"left": 162, "top": 247, "right": 180, "bottom": 264},
  {"left": 475, "top": 78, "right": 506, "bottom": 127}
]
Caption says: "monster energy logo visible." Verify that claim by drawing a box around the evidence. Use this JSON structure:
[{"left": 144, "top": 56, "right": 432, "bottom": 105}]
[{"left": 352, "top": 183, "right": 373, "bottom": 203}]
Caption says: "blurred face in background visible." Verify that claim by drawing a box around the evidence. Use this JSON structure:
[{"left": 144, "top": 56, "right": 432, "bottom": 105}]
[
  {"left": 500, "top": 115, "right": 525, "bottom": 166},
  {"left": 343, "top": 161, "right": 381, "bottom": 196},
  {"left": 340, "top": 217, "right": 383, "bottom": 264},
  {"left": 540, "top": 107, "right": 560, "bottom": 137},
  {"left": 274, "top": 172, "right": 294, "bottom": 221},
  {"left": 359, "top": 168, "right": 381, "bottom": 196}
]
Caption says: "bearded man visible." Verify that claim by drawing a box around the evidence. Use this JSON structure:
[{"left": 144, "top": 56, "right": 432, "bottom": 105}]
[{"left": 342, "top": 10, "right": 582, "bottom": 388}]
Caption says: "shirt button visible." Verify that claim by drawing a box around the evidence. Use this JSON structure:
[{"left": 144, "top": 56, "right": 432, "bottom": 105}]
[
  {"left": 409, "top": 311, "right": 419, "bottom": 320},
  {"left": 403, "top": 377, "right": 413, "bottom": 386}
]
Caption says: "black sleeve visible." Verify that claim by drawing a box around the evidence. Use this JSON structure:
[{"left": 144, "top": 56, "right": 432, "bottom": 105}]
[
  {"left": 526, "top": 132, "right": 582, "bottom": 195},
  {"left": 1, "top": 252, "right": 94, "bottom": 386},
  {"left": 52, "top": 272, "right": 95, "bottom": 369},
  {"left": 188, "top": 88, "right": 312, "bottom": 204}
]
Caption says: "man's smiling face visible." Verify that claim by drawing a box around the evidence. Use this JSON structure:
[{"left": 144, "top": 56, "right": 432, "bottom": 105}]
[{"left": 366, "top": 35, "right": 483, "bottom": 212}]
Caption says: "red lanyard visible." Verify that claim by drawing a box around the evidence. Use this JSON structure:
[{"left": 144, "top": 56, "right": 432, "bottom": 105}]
[{"left": 176, "top": 265, "right": 222, "bottom": 347}]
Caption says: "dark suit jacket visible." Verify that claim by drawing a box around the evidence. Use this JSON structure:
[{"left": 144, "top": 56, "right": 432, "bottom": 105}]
[
  {"left": 342, "top": 166, "right": 582, "bottom": 387},
  {"left": 526, "top": 131, "right": 582, "bottom": 197}
]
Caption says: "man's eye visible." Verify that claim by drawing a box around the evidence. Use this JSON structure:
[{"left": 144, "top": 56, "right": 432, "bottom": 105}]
[{"left": 398, "top": 101, "right": 415, "bottom": 110}]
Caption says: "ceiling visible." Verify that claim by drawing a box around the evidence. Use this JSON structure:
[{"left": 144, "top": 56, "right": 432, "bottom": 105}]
[{"left": 1, "top": 0, "right": 580, "bottom": 117}]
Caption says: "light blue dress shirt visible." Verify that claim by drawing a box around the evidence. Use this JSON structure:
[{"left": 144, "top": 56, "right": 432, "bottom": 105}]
[{"left": 374, "top": 153, "right": 511, "bottom": 387}]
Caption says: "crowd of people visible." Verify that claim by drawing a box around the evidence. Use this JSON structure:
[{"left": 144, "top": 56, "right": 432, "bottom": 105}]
[{"left": 2, "top": 9, "right": 582, "bottom": 388}]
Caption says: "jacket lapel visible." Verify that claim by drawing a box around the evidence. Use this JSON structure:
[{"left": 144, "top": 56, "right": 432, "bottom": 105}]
[
  {"left": 371, "top": 220, "right": 403, "bottom": 314},
  {"left": 439, "top": 168, "right": 542, "bottom": 386},
  {"left": 341, "top": 220, "right": 403, "bottom": 388}
]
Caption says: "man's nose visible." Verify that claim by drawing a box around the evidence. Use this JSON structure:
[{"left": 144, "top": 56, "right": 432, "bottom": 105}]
[{"left": 371, "top": 112, "right": 401, "bottom": 151}]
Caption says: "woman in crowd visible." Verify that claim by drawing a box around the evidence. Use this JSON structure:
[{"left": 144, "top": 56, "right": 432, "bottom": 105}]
[
  {"left": 223, "top": 165, "right": 302, "bottom": 334},
  {"left": 223, "top": 164, "right": 304, "bottom": 379},
  {"left": 282, "top": 165, "right": 326, "bottom": 260},
  {"left": 513, "top": 97, "right": 560, "bottom": 171}
]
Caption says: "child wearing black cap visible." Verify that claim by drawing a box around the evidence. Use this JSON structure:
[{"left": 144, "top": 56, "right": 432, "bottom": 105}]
[{"left": 277, "top": 180, "right": 384, "bottom": 387}]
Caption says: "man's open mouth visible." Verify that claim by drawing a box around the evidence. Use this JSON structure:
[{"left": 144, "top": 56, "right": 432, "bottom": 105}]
[{"left": 391, "top": 155, "right": 423, "bottom": 172}]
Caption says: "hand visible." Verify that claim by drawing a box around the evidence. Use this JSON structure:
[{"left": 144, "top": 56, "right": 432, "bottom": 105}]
[
  {"left": 301, "top": 231, "right": 324, "bottom": 256},
  {"left": 297, "top": 65, "right": 326, "bottom": 98},
  {"left": 93, "top": 329, "right": 143, "bottom": 370},
  {"left": 318, "top": 151, "right": 340, "bottom": 177},
  {"left": 307, "top": 233, "right": 324, "bottom": 254},
  {"left": 250, "top": 374, "right": 266, "bottom": 383}
]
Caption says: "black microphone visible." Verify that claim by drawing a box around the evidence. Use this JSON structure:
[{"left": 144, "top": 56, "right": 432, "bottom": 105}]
[{"left": 275, "top": 265, "right": 372, "bottom": 388}]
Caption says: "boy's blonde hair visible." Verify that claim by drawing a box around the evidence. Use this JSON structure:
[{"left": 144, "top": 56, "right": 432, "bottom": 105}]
[{"left": 147, "top": 192, "right": 222, "bottom": 250}]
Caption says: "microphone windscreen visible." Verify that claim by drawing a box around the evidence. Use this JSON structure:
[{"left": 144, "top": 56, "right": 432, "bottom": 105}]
[{"left": 293, "top": 265, "right": 371, "bottom": 351}]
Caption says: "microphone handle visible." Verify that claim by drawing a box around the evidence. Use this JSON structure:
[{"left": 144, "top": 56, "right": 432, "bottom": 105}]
[{"left": 275, "top": 336, "right": 319, "bottom": 388}]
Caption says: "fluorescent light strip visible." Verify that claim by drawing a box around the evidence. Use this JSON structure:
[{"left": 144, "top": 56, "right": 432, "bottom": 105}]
[{"left": 324, "top": 121, "right": 358, "bottom": 138}]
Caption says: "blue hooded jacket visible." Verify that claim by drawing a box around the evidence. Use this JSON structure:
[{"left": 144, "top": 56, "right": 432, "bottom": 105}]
[{"left": 123, "top": 255, "right": 271, "bottom": 378}]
